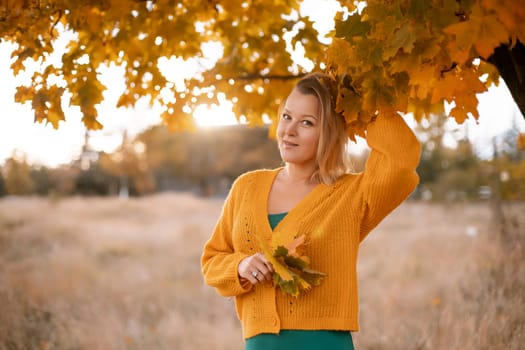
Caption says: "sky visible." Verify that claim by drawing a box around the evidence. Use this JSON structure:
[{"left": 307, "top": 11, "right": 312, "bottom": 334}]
[{"left": 1, "top": 0, "right": 524, "bottom": 168}]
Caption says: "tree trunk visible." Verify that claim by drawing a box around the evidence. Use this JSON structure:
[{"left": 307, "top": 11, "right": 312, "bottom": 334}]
[{"left": 488, "top": 39, "right": 525, "bottom": 120}]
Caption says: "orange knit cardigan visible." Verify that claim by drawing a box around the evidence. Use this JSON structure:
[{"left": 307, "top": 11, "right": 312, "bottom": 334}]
[{"left": 201, "top": 114, "right": 421, "bottom": 339}]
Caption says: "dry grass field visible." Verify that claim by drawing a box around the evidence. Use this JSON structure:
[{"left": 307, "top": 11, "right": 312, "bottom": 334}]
[{"left": 0, "top": 193, "right": 523, "bottom": 350}]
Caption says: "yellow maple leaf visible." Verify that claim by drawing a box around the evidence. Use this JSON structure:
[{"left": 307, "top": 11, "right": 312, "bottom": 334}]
[
  {"left": 382, "top": 23, "right": 417, "bottom": 60},
  {"left": 14, "top": 86, "right": 34, "bottom": 104},
  {"left": 485, "top": 1, "right": 525, "bottom": 48},
  {"left": 473, "top": 15, "right": 509, "bottom": 58},
  {"left": 336, "top": 88, "right": 361, "bottom": 124},
  {"left": 431, "top": 72, "right": 458, "bottom": 104},
  {"left": 46, "top": 86, "right": 66, "bottom": 129},
  {"left": 326, "top": 38, "right": 355, "bottom": 75},
  {"left": 81, "top": 105, "right": 104, "bottom": 130},
  {"left": 449, "top": 106, "right": 470, "bottom": 124},
  {"left": 389, "top": 52, "right": 420, "bottom": 74},
  {"left": 256, "top": 235, "right": 294, "bottom": 282},
  {"left": 460, "top": 67, "right": 489, "bottom": 96},
  {"left": 444, "top": 7, "right": 510, "bottom": 62},
  {"left": 455, "top": 93, "right": 480, "bottom": 120}
]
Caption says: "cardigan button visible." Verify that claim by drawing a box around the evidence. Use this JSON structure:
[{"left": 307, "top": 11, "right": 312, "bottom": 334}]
[{"left": 272, "top": 317, "right": 278, "bottom": 326}]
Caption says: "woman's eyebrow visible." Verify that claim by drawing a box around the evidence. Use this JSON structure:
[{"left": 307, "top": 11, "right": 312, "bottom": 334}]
[{"left": 283, "top": 108, "right": 318, "bottom": 119}]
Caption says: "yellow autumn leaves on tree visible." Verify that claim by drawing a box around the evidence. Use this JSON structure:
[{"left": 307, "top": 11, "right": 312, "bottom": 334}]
[
  {"left": 327, "top": 0, "right": 525, "bottom": 137},
  {"left": 1, "top": 0, "right": 524, "bottom": 139}
]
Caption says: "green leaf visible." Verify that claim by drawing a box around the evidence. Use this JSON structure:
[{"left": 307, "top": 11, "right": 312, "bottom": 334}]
[
  {"left": 274, "top": 246, "right": 289, "bottom": 258},
  {"left": 284, "top": 255, "right": 308, "bottom": 270},
  {"left": 301, "top": 268, "right": 326, "bottom": 287}
]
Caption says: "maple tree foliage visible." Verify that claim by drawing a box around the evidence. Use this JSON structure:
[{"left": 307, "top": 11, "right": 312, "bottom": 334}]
[
  {"left": 1, "top": 0, "right": 322, "bottom": 131},
  {"left": 0, "top": 0, "right": 524, "bottom": 137},
  {"left": 327, "top": 0, "right": 525, "bottom": 138}
]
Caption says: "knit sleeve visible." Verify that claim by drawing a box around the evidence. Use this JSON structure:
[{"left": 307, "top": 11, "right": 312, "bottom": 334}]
[
  {"left": 359, "top": 114, "right": 421, "bottom": 241},
  {"left": 201, "top": 176, "right": 253, "bottom": 297}
]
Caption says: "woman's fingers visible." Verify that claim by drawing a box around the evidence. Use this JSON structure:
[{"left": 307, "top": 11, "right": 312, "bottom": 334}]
[
  {"left": 238, "top": 255, "right": 260, "bottom": 284},
  {"left": 252, "top": 264, "right": 270, "bottom": 282},
  {"left": 253, "top": 253, "right": 274, "bottom": 282},
  {"left": 238, "top": 253, "right": 274, "bottom": 284},
  {"left": 255, "top": 252, "right": 273, "bottom": 270}
]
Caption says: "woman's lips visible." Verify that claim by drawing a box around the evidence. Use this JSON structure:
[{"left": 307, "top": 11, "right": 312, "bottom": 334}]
[{"left": 282, "top": 140, "right": 298, "bottom": 148}]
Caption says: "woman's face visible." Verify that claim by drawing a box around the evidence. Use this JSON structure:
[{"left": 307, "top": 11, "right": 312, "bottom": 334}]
[{"left": 276, "top": 88, "right": 321, "bottom": 168}]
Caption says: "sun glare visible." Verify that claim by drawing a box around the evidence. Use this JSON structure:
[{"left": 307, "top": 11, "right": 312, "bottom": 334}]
[{"left": 193, "top": 103, "right": 240, "bottom": 128}]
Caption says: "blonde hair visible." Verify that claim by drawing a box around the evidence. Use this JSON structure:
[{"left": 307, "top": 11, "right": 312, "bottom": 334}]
[{"left": 282, "top": 72, "right": 350, "bottom": 185}]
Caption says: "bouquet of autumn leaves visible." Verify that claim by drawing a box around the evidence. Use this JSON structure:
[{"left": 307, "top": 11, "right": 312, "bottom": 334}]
[{"left": 257, "top": 233, "right": 326, "bottom": 297}]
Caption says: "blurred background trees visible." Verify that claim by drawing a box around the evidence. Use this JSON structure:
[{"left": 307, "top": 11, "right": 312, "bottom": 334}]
[
  {"left": 0, "top": 125, "right": 283, "bottom": 197},
  {"left": 2, "top": 153, "right": 34, "bottom": 195},
  {"left": 1, "top": 122, "right": 524, "bottom": 201}
]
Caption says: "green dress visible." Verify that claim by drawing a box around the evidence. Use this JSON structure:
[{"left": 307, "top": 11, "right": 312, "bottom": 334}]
[{"left": 245, "top": 213, "right": 355, "bottom": 350}]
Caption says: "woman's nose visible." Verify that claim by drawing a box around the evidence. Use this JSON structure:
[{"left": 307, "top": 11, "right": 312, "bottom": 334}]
[{"left": 284, "top": 120, "right": 298, "bottom": 135}]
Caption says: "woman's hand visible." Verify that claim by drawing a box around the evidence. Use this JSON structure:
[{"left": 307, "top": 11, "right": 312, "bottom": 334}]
[{"left": 238, "top": 253, "right": 274, "bottom": 285}]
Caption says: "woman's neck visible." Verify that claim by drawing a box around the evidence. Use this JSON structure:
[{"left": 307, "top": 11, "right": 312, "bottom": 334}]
[{"left": 281, "top": 164, "right": 318, "bottom": 185}]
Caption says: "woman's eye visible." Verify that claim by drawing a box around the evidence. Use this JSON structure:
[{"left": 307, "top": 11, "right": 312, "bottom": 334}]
[
  {"left": 302, "top": 120, "right": 314, "bottom": 126},
  {"left": 282, "top": 113, "right": 291, "bottom": 120}
]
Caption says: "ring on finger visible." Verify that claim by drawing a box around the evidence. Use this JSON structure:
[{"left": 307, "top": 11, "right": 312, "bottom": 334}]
[{"left": 252, "top": 271, "right": 259, "bottom": 278}]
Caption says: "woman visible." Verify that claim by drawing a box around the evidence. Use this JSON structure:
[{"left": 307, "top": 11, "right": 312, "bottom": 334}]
[{"left": 201, "top": 73, "right": 421, "bottom": 349}]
